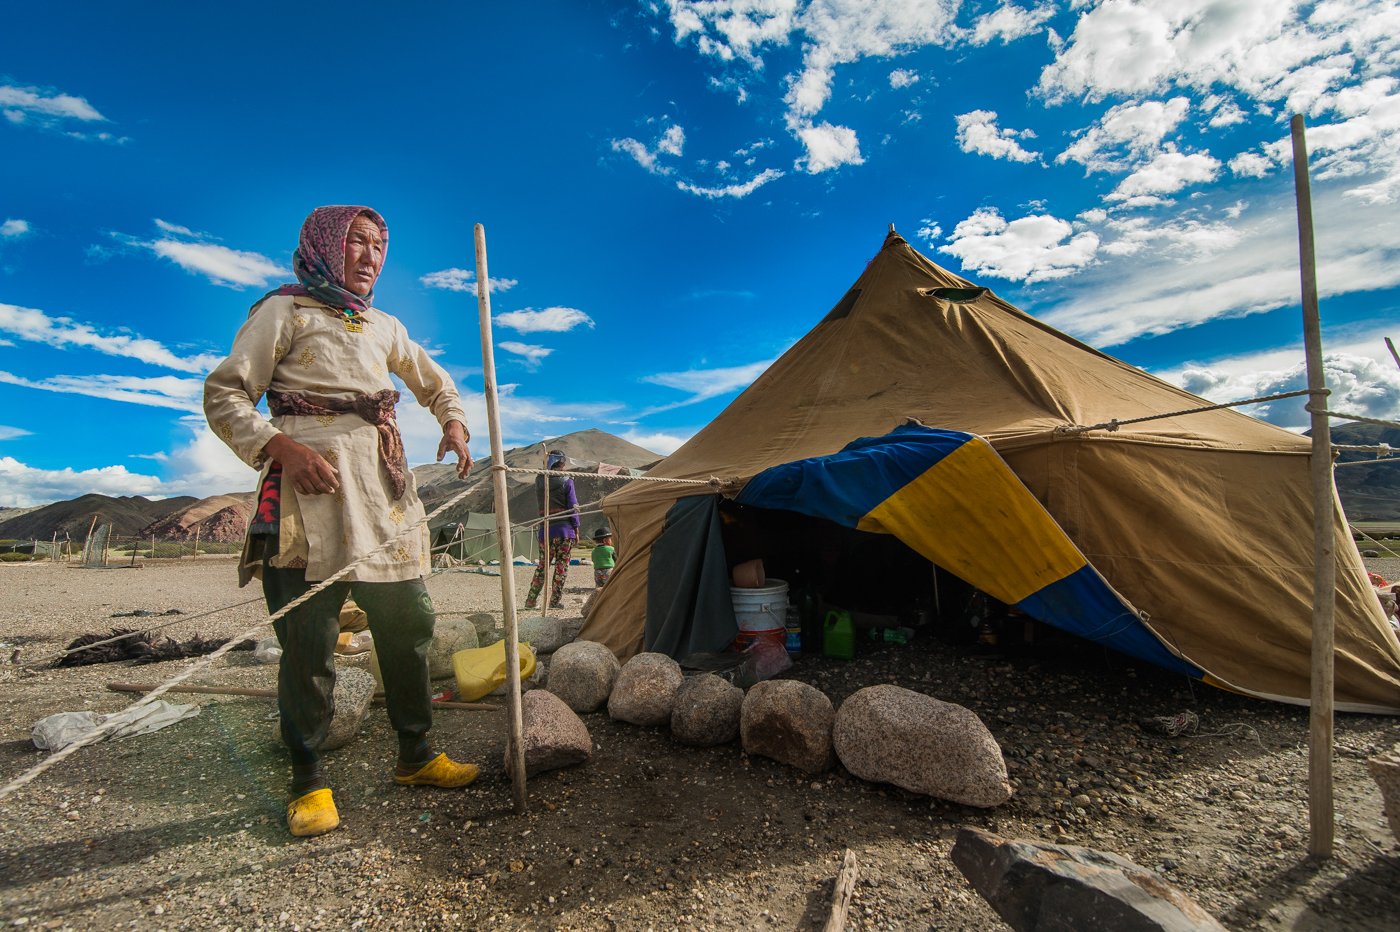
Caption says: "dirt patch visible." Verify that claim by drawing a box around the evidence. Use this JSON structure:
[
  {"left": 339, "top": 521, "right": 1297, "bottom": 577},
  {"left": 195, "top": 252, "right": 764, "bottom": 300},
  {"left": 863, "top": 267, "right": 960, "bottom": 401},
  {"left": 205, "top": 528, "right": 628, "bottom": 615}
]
[{"left": 0, "top": 560, "right": 1397, "bottom": 930}]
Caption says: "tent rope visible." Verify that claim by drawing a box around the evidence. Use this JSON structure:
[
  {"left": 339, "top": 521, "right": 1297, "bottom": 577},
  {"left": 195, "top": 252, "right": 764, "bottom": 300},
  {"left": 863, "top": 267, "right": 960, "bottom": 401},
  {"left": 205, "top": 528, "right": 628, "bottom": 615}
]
[
  {"left": 496, "top": 465, "right": 727, "bottom": 488},
  {"left": 0, "top": 477, "right": 485, "bottom": 803},
  {"left": 1306, "top": 406, "right": 1400, "bottom": 431},
  {"left": 1055, "top": 389, "right": 1314, "bottom": 435}
]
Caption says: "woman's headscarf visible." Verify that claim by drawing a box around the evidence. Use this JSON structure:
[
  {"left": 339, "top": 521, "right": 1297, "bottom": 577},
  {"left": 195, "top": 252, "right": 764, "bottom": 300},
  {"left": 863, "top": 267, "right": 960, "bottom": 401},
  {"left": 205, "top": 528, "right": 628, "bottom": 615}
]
[{"left": 263, "top": 205, "right": 388, "bottom": 315}]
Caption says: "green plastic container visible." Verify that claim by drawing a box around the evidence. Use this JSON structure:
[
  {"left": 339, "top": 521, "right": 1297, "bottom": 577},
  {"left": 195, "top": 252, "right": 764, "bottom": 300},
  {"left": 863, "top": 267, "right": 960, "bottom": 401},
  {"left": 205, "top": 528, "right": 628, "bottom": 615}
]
[{"left": 823, "top": 609, "right": 855, "bottom": 660}]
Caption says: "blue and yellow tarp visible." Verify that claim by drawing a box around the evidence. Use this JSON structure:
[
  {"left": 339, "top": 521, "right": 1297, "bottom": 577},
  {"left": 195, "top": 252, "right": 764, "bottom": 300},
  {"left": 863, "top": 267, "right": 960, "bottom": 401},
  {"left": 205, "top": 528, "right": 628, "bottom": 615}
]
[{"left": 736, "top": 423, "right": 1201, "bottom": 677}]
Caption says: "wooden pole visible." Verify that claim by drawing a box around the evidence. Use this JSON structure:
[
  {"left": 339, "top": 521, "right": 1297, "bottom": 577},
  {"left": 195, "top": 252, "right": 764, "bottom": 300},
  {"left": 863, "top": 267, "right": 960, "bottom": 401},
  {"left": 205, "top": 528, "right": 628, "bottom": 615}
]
[
  {"left": 105, "top": 681, "right": 498, "bottom": 710},
  {"left": 1291, "top": 113, "right": 1335, "bottom": 859},
  {"left": 540, "top": 444, "right": 552, "bottom": 615},
  {"left": 475, "top": 223, "right": 529, "bottom": 814},
  {"left": 192, "top": 527, "right": 200, "bottom": 560},
  {"left": 50, "top": 532, "right": 57, "bottom": 564},
  {"left": 823, "top": 849, "right": 859, "bottom": 932},
  {"left": 83, "top": 515, "right": 98, "bottom": 566}
]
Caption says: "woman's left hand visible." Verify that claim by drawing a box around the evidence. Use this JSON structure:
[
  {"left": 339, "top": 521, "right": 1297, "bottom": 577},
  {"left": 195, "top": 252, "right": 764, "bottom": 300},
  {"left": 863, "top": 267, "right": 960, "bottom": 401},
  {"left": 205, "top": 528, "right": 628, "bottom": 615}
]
[{"left": 438, "top": 420, "right": 473, "bottom": 478}]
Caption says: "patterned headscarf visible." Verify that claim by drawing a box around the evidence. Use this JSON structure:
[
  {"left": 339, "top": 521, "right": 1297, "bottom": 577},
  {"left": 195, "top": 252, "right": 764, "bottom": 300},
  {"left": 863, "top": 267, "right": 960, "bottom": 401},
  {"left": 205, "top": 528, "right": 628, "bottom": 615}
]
[{"left": 263, "top": 205, "right": 388, "bottom": 314}]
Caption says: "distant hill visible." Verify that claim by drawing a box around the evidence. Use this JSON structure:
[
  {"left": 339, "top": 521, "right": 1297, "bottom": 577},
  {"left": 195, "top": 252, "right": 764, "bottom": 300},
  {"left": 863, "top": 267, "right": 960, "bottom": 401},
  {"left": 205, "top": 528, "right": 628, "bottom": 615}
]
[
  {"left": 141, "top": 492, "right": 255, "bottom": 543},
  {"left": 414, "top": 428, "right": 663, "bottom": 531},
  {"left": 0, "top": 494, "right": 198, "bottom": 541},
  {"left": 1331, "top": 423, "right": 1400, "bottom": 521}
]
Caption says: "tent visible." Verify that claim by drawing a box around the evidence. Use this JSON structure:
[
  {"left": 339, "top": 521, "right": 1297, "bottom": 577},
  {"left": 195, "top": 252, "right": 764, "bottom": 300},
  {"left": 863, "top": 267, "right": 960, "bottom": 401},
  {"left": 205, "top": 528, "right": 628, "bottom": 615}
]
[
  {"left": 579, "top": 231, "right": 1400, "bottom": 713},
  {"left": 430, "top": 512, "right": 539, "bottom": 565}
]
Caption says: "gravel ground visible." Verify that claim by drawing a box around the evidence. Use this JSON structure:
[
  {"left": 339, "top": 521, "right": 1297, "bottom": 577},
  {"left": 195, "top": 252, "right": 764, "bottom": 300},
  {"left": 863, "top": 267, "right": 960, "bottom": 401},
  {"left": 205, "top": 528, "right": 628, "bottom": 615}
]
[{"left": 0, "top": 558, "right": 1397, "bottom": 931}]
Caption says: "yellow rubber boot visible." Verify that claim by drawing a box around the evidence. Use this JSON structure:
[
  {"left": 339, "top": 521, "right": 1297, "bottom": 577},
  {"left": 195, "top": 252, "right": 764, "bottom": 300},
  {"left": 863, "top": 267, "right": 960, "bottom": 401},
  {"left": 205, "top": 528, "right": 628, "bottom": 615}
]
[
  {"left": 287, "top": 787, "right": 340, "bottom": 837},
  {"left": 394, "top": 753, "right": 479, "bottom": 788}
]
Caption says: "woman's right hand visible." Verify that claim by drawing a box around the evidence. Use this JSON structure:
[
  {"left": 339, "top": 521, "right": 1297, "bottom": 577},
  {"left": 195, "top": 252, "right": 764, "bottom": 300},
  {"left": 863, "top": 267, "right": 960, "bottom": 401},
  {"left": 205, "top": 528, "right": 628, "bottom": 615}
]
[{"left": 264, "top": 434, "right": 340, "bottom": 495}]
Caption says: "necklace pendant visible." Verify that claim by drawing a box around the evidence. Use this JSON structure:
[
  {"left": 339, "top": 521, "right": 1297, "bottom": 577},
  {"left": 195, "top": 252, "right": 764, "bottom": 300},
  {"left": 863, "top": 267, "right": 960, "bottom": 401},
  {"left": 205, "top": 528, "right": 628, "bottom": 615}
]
[{"left": 343, "top": 319, "right": 364, "bottom": 333}]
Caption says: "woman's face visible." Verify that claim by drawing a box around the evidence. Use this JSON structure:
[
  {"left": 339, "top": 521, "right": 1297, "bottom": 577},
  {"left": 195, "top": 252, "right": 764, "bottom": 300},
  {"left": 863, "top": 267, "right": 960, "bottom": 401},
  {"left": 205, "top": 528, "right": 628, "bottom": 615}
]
[{"left": 343, "top": 215, "right": 385, "bottom": 296}]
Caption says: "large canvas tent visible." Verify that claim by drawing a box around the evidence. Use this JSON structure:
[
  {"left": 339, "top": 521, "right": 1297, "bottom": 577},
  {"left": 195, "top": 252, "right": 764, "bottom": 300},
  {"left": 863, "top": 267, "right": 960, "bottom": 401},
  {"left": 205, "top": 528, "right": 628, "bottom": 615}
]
[{"left": 579, "top": 231, "right": 1400, "bottom": 713}]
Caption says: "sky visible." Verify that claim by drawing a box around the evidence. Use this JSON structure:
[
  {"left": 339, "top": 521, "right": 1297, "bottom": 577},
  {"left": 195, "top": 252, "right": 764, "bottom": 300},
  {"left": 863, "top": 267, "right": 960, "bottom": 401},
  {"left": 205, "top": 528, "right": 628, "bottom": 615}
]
[{"left": 2, "top": 0, "right": 1400, "bottom": 507}]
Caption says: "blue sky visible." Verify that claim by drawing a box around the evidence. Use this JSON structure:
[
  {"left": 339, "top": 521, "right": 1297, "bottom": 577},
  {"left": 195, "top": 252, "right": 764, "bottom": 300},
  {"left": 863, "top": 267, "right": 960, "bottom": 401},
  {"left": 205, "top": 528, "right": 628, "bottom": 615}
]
[{"left": 2, "top": 0, "right": 1399, "bottom": 507}]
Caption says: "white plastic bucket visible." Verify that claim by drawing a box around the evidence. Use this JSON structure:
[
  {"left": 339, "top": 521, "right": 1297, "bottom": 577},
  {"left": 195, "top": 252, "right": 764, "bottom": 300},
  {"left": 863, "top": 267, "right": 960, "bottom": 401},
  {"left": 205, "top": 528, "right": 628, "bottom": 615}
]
[{"left": 732, "top": 579, "right": 789, "bottom": 632}]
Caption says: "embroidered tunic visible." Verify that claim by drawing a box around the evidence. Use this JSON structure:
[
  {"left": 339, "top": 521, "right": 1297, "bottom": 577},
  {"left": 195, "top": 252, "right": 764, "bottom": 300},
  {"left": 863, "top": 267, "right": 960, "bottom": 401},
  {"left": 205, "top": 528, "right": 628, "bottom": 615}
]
[{"left": 204, "top": 294, "right": 466, "bottom": 585}]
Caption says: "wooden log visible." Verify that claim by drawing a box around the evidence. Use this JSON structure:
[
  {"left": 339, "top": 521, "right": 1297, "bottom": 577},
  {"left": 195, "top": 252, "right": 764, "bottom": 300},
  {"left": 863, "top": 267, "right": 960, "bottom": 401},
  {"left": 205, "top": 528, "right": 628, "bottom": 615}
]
[
  {"left": 823, "top": 848, "right": 858, "bottom": 932},
  {"left": 105, "top": 681, "right": 499, "bottom": 711}
]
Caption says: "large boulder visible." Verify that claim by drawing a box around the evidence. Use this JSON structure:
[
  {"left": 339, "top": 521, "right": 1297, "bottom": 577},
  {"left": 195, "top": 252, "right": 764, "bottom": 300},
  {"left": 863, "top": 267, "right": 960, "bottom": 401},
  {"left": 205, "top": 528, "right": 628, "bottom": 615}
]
[
  {"left": 507, "top": 689, "right": 592, "bottom": 778},
  {"left": 608, "top": 652, "right": 683, "bottom": 726},
  {"left": 1368, "top": 744, "right": 1400, "bottom": 842},
  {"left": 547, "top": 640, "right": 621, "bottom": 713},
  {"left": 740, "top": 679, "right": 834, "bottom": 773},
  {"left": 834, "top": 684, "right": 1011, "bottom": 807},
  {"left": 951, "top": 827, "right": 1227, "bottom": 932},
  {"left": 320, "top": 667, "right": 375, "bottom": 751},
  {"left": 671, "top": 674, "right": 744, "bottom": 747},
  {"left": 427, "top": 616, "right": 479, "bottom": 680},
  {"left": 467, "top": 612, "right": 501, "bottom": 646},
  {"left": 518, "top": 614, "right": 568, "bottom": 654}
]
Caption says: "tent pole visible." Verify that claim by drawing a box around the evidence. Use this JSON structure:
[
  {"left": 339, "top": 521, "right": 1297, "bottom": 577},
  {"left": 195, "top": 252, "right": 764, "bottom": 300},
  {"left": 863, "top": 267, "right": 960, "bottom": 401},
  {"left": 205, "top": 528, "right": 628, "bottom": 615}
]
[
  {"left": 474, "top": 223, "right": 528, "bottom": 814},
  {"left": 1290, "top": 113, "right": 1335, "bottom": 859},
  {"left": 541, "top": 443, "right": 552, "bottom": 615}
]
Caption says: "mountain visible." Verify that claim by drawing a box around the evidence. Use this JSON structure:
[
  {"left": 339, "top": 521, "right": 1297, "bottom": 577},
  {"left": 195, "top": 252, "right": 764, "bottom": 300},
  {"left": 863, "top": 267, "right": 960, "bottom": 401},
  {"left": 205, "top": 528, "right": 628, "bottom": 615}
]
[
  {"left": 1330, "top": 423, "right": 1400, "bottom": 522},
  {"left": 140, "top": 492, "right": 255, "bottom": 543},
  {"left": 0, "top": 494, "right": 199, "bottom": 541},
  {"left": 414, "top": 428, "right": 663, "bottom": 530}
]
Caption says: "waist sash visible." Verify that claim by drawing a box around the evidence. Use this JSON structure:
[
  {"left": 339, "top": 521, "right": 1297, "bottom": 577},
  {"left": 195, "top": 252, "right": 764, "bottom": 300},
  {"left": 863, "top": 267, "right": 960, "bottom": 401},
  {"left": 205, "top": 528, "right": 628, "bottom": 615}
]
[{"left": 268, "top": 389, "right": 407, "bottom": 500}]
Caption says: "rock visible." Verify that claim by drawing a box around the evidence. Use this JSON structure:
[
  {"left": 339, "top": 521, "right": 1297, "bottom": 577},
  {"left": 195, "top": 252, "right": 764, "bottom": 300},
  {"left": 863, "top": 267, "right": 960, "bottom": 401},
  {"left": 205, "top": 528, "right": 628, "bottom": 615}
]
[
  {"left": 518, "top": 615, "right": 568, "bottom": 654},
  {"left": 740, "top": 679, "right": 834, "bottom": 774},
  {"left": 1367, "top": 744, "right": 1400, "bottom": 841},
  {"left": 468, "top": 612, "right": 501, "bottom": 646},
  {"left": 321, "top": 667, "right": 375, "bottom": 751},
  {"left": 671, "top": 674, "right": 743, "bottom": 747},
  {"left": 507, "top": 690, "right": 592, "bottom": 778},
  {"left": 608, "top": 652, "right": 684, "bottom": 726},
  {"left": 427, "top": 616, "right": 479, "bottom": 680},
  {"left": 833, "top": 684, "right": 1012, "bottom": 808},
  {"left": 951, "top": 827, "right": 1227, "bottom": 932},
  {"left": 547, "top": 641, "right": 621, "bottom": 713}
]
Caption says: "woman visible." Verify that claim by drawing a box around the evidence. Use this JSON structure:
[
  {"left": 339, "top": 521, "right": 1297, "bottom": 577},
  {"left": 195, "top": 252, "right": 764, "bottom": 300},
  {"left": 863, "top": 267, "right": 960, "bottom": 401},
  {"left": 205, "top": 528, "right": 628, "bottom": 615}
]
[
  {"left": 524, "top": 449, "right": 579, "bottom": 610},
  {"left": 204, "top": 205, "right": 478, "bottom": 838}
]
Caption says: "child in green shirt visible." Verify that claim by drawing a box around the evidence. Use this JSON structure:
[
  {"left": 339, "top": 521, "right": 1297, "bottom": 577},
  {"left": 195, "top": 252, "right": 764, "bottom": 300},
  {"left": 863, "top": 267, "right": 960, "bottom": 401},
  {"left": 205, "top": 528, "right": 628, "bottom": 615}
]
[{"left": 591, "top": 527, "right": 616, "bottom": 587}]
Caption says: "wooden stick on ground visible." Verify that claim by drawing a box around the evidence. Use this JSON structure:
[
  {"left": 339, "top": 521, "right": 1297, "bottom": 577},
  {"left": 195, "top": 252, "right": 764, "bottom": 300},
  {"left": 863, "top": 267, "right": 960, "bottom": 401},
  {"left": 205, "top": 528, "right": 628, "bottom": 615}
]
[
  {"left": 824, "top": 848, "right": 859, "bottom": 932},
  {"left": 105, "top": 681, "right": 500, "bottom": 711}
]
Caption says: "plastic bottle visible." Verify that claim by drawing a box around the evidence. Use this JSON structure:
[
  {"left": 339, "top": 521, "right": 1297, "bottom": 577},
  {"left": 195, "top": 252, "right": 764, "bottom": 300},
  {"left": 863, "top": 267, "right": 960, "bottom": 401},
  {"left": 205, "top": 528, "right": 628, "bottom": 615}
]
[
  {"left": 785, "top": 606, "right": 803, "bottom": 657},
  {"left": 823, "top": 609, "right": 855, "bottom": 660}
]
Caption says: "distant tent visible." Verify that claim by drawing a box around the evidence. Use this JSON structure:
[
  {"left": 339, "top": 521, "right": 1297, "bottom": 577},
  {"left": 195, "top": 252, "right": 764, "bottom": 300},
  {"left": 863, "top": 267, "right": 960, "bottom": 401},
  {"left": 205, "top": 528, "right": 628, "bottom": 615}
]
[
  {"left": 580, "top": 231, "right": 1400, "bottom": 713},
  {"left": 430, "top": 513, "right": 539, "bottom": 565}
]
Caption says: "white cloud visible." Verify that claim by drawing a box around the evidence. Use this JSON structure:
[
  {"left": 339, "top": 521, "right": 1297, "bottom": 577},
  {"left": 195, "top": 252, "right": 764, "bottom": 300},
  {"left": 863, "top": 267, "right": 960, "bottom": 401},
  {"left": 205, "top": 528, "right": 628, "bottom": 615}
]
[
  {"left": 1057, "top": 98, "right": 1191, "bottom": 173},
  {"left": 917, "top": 220, "right": 943, "bottom": 244},
  {"left": 0, "top": 425, "right": 32, "bottom": 440},
  {"left": 1208, "top": 100, "right": 1247, "bottom": 127},
  {"left": 153, "top": 218, "right": 200, "bottom": 238},
  {"left": 1, "top": 219, "right": 31, "bottom": 238},
  {"left": 1230, "top": 151, "right": 1275, "bottom": 178},
  {"left": 940, "top": 208, "right": 1100, "bottom": 283},
  {"left": 0, "top": 457, "right": 162, "bottom": 508},
  {"left": 677, "top": 168, "right": 785, "bottom": 198},
  {"left": 1154, "top": 346, "right": 1400, "bottom": 432},
  {"left": 889, "top": 68, "right": 920, "bottom": 88},
  {"left": 0, "top": 370, "right": 204, "bottom": 412},
  {"left": 1105, "top": 148, "right": 1220, "bottom": 202},
  {"left": 0, "top": 84, "right": 106, "bottom": 122},
  {"left": 0, "top": 303, "right": 221, "bottom": 373},
  {"left": 1097, "top": 216, "right": 1242, "bottom": 258},
  {"left": 618, "top": 430, "right": 692, "bottom": 456},
  {"left": 665, "top": 0, "right": 800, "bottom": 67},
  {"left": 1040, "top": 186, "right": 1400, "bottom": 347},
  {"left": 498, "top": 341, "right": 554, "bottom": 369},
  {"left": 969, "top": 3, "right": 1055, "bottom": 46},
  {"left": 494, "top": 306, "right": 594, "bottom": 334},
  {"left": 640, "top": 358, "right": 776, "bottom": 414},
  {"left": 420, "top": 268, "right": 519, "bottom": 293},
  {"left": 793, "top": 121, "right": 864, "bottom": 173},
  {"left": 611, "top": 124, "right": 686, "bottom": 175},
  {"left": 954, "top": 110, "right": 1041, "bottom": 163},
  {"left": 146, "top": 238, "right": 286, "bottom": 289}
]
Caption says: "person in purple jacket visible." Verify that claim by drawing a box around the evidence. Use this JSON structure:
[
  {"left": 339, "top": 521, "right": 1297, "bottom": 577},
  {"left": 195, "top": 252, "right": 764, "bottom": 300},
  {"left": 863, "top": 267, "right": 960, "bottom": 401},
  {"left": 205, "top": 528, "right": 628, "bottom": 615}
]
[{"left": 524, "top": 449, "right": 579, "bottom": 610}]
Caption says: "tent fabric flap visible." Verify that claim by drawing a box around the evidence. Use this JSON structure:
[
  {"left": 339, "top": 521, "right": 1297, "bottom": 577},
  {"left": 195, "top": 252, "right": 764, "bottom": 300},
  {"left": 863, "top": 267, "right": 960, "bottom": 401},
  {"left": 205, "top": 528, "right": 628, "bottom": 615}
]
[
  {"left": 644, "top": 495, "right": 738, "bottom": 658},
  {"left": 736, "top": 422, "right": 1201, "bottom": 677}
]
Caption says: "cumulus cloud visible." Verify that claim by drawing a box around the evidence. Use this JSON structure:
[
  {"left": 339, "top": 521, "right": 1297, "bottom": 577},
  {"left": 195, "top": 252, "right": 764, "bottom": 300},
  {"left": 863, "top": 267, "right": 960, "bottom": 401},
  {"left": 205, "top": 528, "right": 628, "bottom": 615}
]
[
  {"left": 793, "top": 121, "right": 864, "bottom": 173},
  {"left": 0, "top": 303, "right": 221, "bottom": 373},
  {"left": 0, "top": 370, "right": 204, "bottom": 412},
  {"left": 0, "top": 456, "right": 163, "bottom": 508},
  {"left": 677, "top": 168, "right": 785, "bottom": 198},
  {"left": 611, "top": 124, "right": 686, "bottom": 175},
  {"left": 618, "top": 430, "right": 691, "bottom": 456},
  {"left": 1154, "top": 347, "right": 1400, "bottom": 432},
  {"left": 968, "top": 3, "right": 1055, "bottom": 46},
  {"left": 498, "top": 341, "right": 553, "bottom": 369},
  {"left": 889, "top": 68, "right": 919, "bottom": 88},
  {"left": 640, "top": 358, "right": 776, "bottom": 414},
  {"left": 1057, "top": 98, "right": 1191, "bottom": 173},
  {"left": 1, "top": 219, "right": 31, "bottom": 238},
  {"left": 419, "top": 268, "right": 518, "bottom": 293},
  {"left": 1040, "top": 186, "right": 1400, "bottom": 347},
  {"left": 494, "top": 307, "right": 594, "bottom": 334},
  {"left": 1230, "top": 150, "right": 1275, "bottom": 178},
  {"left": 940, "top": 208, "right": 1100, "bottom": 283},
  {"left": 954, "top": 110, "right": 1041, "bottom": 163},
  {"left": 1105, "top": 148, "right": 1220, "bottom": 202}
]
